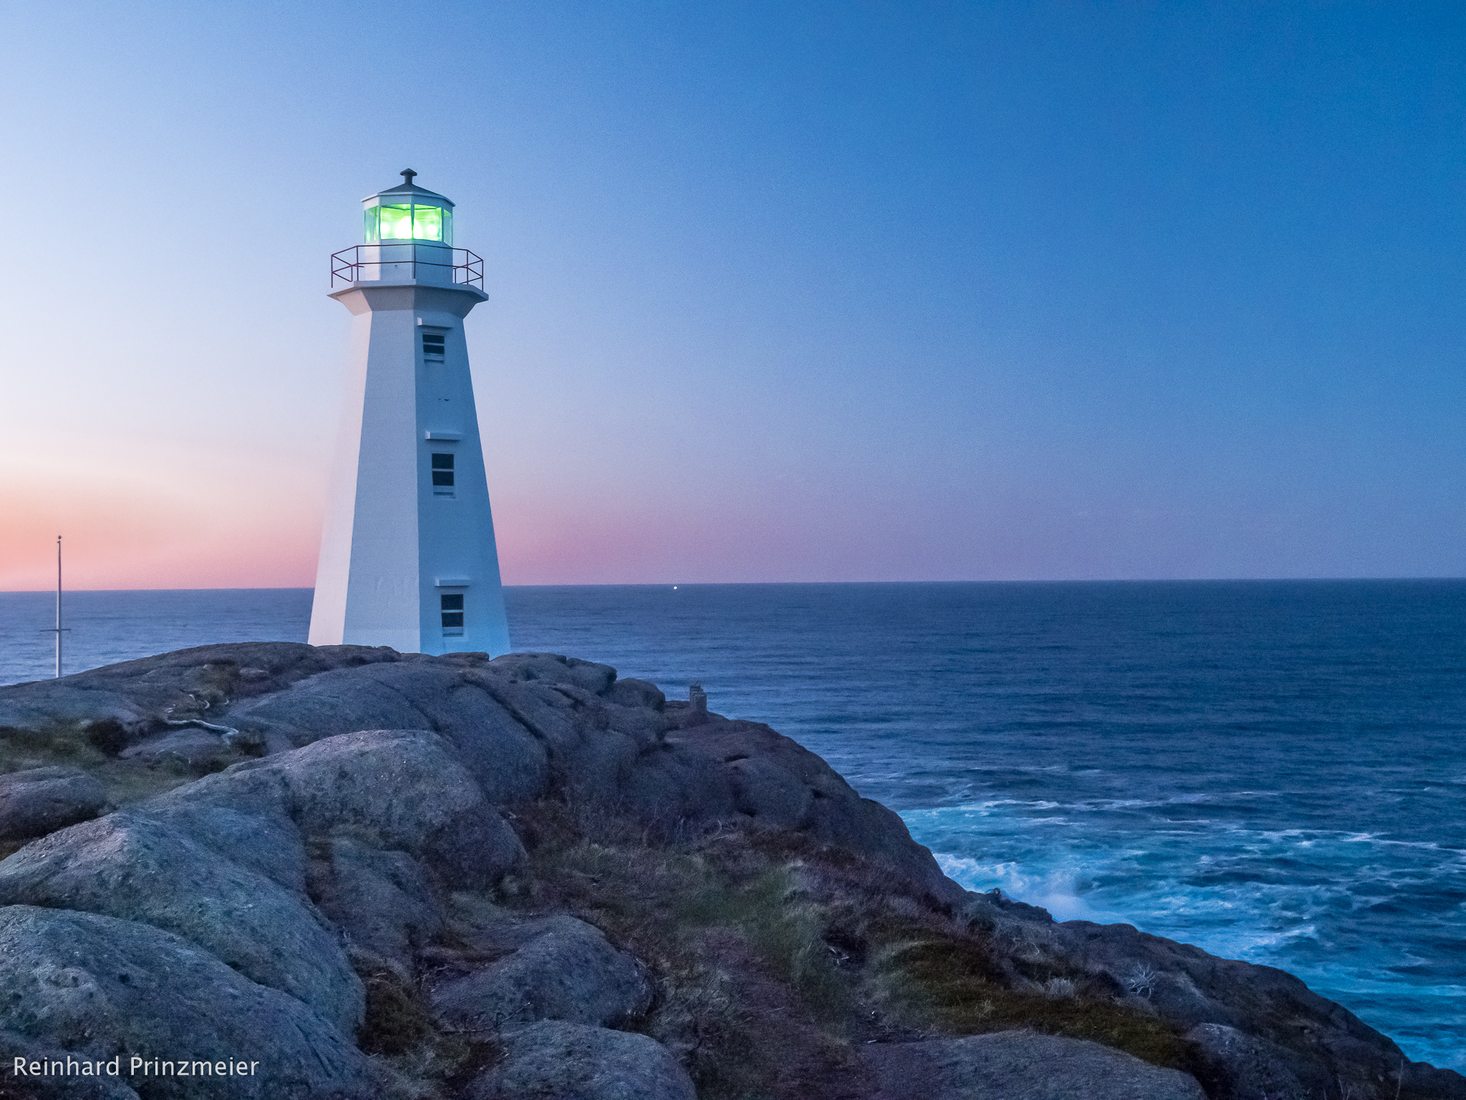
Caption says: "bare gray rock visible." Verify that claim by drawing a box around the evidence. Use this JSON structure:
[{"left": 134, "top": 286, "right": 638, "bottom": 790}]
[
  {"left": 310, "top": 834, "right": 443, "bottom": 971},
  {"left": 962, "top": 892, "right": 1466, "bottom": 1100},
  {"left": 119, "top": 726, "right": 242, "bottom": 771},
  {"left": 0, "top": 811, "right": 363, "bottom": 1034},
  {"left": 0, "top": 906, "right": 373, "bottom": 1100},
  {"left": 225, "top": 661, "right": 554, "bottom": 803},
  {"left": 1185, "top": 1023, "right": 1318, "bottom": 1099},
  {"left": 605, "top": 677, "right": 666, "bottom": 710},
  {"left": 863, "top": 1031, "right": 1207, "bottom": 1100},
  {"left": 432, "top": 915, "right": 652, "bottom": 1030},
  {"left": 141, "top": 801, "right": 308, "bottom": 893},
  {"left": 0, "top": 643, "right": 396, "bottom": 752},
  {"left": 0, "top": 766, "right": 106, "bottom": 840},
  {"left": 483, "top": 677, "right": 645, "bottom": 803},
  {"left": 492, "top": 652, "right": 618, "bottom": 694},
  {"left": 466, "top": 1021, "right": 695, "bottom": 1100},
  {"left": 1054, "top": 918, "right": 1410, "bottom": 1084},
  {"left": 2, "top": 647, "right": 963, "bottom": 909},
  {"left": 660, "top": 717, "right": 966, "bottom": 904},
  {"left": 224, "top": 665, "right": 447, "bottom": 748},
  {"left": 621, "top": 740, "right": 738, "bottom": 829},
  {"left": 161, "top": 729, "right": 525, "bottom": 887}
]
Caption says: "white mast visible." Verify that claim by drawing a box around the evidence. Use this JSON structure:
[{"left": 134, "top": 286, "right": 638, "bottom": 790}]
[{"left": 54, "top": 535, "right": 63, "bottom": 679}]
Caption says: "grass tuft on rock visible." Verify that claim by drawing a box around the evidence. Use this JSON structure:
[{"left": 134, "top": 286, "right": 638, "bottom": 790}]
[{"left": 873, "top": 933, "right": 1199, "bottom": 1071}]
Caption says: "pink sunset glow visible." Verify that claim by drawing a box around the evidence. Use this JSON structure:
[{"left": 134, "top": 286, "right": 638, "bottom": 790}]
[{"left": 0, "top": 4, "right": 1461, "bottom": 594}]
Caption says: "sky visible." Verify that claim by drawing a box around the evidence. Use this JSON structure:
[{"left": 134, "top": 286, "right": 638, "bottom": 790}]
[{"left": 0, "top": 1, "right": 1462, "bottom": 589}]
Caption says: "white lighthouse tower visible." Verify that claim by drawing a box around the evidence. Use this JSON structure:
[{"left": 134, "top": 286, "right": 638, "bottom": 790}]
[{"left": 309, "top": 171, "right": 511, "bottom": 656}]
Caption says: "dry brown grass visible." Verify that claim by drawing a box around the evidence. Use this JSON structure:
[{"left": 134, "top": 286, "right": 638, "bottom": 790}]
[
  {"left": 0, "top": 729, "right": 194, "bottom": 814},
  {"left": 501, "top": 798, "right": 1207, "bottom": 1099}
]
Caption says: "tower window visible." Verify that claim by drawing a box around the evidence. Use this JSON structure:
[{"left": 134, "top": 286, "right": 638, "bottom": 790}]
[
  {"left": 431, "top": 452, "right": 455, "bottom": 493},
  {"left": 422, "top": 332, "right": 445, "bottom": 361},
  {"left": 440, "top": 593, "right": 464, "bottom": 634}
]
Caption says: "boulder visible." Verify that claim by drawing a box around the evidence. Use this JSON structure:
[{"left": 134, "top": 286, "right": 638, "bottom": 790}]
[
  {"left": 1184, "top": 1023, "right": 1317, "bottom": 1099},
  {"left": 1047, "top": 916, "right": 1426, "bottom": 1094},
  {"left": 863, "top": 1031, "right": 1207, "bottom": 1100},
  {"left": 620, "top": 741, "right": 737, "bottom": 831},
  {"left": 660, "top": 719, "right": 965, "bottom": 904},
  {"left": 432, "top": 915, "right": 652, "bottom": 1030},
  {"left": 0, "top": 766, "right": 106, "bottom": 840},
  {"left": 223, "top": 666, "right": 440, "bottom": 749},
  {"left": 141, "top": 801, "right": 308, "bottom": 894},
  {"left": 465, "top": 1021, "right": 695, "bottom": 1100},
  {"left": 605, "top": 677, "right": 666, "bottom": 710},
  {"left": 310, "top": 834, "right": 443, "bottom": 970},
  {"left": 224, "top": 662, "right": 554, "bottom": 805},
  {"left": 0, "top": 643, "right": 398, "bottom": 753},
  {"left": 119, "top": 727, "right": 242, "bottom": 772},
  {"left": 0, "top": 811, "right": 363, "bottom": 1035},
  {"left": 479, "top": 677, "right": 644, "bottom": 803},
  {"left": 0, "top": 906, "right": 373, "bottom": 1100},
  {"left": 491, "top": 652, "right": 618, "bottom": 695},
  {"left": 160, "top": 729, "right": 525, "bottom": 887}
]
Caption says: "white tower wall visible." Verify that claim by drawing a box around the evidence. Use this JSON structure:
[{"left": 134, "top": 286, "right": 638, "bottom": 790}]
[{"left": 310, "top": 179, "right": 510, "bottom": 656}]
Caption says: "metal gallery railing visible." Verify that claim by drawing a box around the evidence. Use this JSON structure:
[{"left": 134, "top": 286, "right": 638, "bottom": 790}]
[{"left": 330, "top": 245, "right": 485, "bottom": 291}]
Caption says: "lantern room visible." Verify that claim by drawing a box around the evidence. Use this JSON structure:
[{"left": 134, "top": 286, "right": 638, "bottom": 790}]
[{"left": 361, "top": 169, "right": 454, "bottom": 244}]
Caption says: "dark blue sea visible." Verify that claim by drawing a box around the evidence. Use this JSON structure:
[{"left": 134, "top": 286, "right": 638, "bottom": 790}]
[{"left": 1, "top": 581, "right": 1462, "bottom": 1070}]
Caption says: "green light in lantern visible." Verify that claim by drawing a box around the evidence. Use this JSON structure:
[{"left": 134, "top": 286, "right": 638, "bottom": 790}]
[
  {"left": 412, "top": 205, "right": 443, "bottom": 241},
  {"left": 379, "top": 204, "right": 414, "bottom": 240}
]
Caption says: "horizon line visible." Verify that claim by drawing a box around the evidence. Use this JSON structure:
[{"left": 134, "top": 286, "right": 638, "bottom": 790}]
[{"left": 3, "top": 575, "right": 1466, "bottom": 596}]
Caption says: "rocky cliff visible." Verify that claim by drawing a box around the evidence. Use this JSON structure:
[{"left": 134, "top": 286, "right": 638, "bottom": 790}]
[{"left": 0, "top": 644, "right": 1459, "bottom": 1100}]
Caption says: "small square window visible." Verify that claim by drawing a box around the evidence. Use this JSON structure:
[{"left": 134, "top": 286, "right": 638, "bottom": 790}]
[
  {"left": 422, "top": 332, "right": 446, "bottom": 360},
  {"left": 430, "top": 452, "right": 455, "bottom": 492},
  {"left": 440, "top": 593, "right": 464, "bottom": 634}
]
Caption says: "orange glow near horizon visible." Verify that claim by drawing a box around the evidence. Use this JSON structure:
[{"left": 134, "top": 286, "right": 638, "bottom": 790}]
[
  {"left": 0, "top": 492, "right": 319, "bottom": 592},
  {"left": 0, "top": 465, "right": 934, "bottom": 593},
  {"left": 0, "top": 452, "right": 321, "bottom": 592}
]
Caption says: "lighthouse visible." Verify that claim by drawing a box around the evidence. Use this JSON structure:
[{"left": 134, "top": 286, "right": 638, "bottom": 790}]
[{"left": 309, "top": 171, "right": 511, "bottom": 656}]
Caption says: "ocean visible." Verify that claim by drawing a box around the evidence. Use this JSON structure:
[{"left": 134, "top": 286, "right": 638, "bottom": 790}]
[{"left": 0, "top": 581, "right": 1462, "bottom": 1069}]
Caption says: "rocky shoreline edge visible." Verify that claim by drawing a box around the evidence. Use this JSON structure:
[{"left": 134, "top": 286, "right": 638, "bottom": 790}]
[{"left": 0, "top": 643, "right": 1460, "bottom": 1100}]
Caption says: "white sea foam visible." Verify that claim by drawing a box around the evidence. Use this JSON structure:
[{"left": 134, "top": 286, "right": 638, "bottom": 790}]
[
  {"left": 905, "top": 798, "right": 1064, "bottom": 820},
  {"left": 935, "top": 853, "right": 1118, "bottom": 923}
]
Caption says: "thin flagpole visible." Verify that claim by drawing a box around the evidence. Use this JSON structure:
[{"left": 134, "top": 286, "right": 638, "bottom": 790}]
[{"left": 55, "top": 535, "right": 62, "bottom": 679}]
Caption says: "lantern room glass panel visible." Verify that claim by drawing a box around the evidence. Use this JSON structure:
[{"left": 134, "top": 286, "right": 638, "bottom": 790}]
[
  {"left": 362, "top": 207, "right": 380, "bottom": 243},
  {"left": 412, "top": 205, "right": 445, "bottom": 242},
  {"left": 379, "top": 204, "right": 414, "bottom": 240}
]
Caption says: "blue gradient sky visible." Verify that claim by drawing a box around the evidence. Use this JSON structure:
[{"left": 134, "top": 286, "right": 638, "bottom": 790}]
[{"left": 1, "top": 2, "right": 1462, "bottom": 588}]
